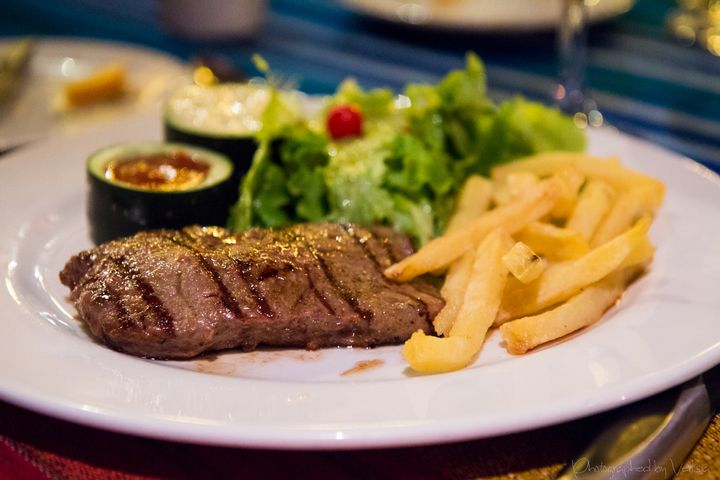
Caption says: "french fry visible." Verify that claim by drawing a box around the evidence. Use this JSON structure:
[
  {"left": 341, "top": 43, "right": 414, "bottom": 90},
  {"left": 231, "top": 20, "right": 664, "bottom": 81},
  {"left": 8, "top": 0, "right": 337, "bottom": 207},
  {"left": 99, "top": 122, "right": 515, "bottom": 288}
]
[
  {"left": 498, "top": 216, "right": 654, "bottom": 321},
  {"left": 491, "top": 152, "right": 616, "bottom": 180},
  {"left": 402, "top": 229, "right": 512, "bottom": 372},
  {"left": 566, "top": 180, "right": 615, "bottom": 241},
  {"left": 551, "top": 172, "right": 584, "bottom": 220},
  {"left": 578, "top": 162, "right": 664, "bottom": 210},
  {"left": 402, "top": 333, "right": 474, "bottom": 373},
  {"left": 491, "top": 152, "right": 664, "bottom": 211},
  {"left": 492, "top": 171, "right": 540, "bottom": 207},
  {"left": 494, "top": 169, "right": 575, "bottom": 218},
  {"left": 433, "top": 250, "right": 474, "bottom": 336},
  {"left": 550, "top": 191, "right": 579, "bottom": 221},
  {"left": 451, "top": 230, "right": 514, "bottom": 338},
  {"left": 619, "top": 219, "right": 656, "bottom": 267},
  {"left": 385, "top": 168, "right": 581, "bottom": 281},
  {"left": 502, "top": 242, "right": 545, "bottom": 284},
  {"left": 445, "top": 176, "right": 493, "bottom": 234},
  {"left": 515, "top": 221, "right": 590, "bottom": 261},
  {"left": 591, "top": 187, "right": 661, "bottom": 247},
  {"left": 500, "top": 267, "right": 640, "bottom": 354},
  {"left": 507, "top": 172, "right": 540, "bottom": 192}
]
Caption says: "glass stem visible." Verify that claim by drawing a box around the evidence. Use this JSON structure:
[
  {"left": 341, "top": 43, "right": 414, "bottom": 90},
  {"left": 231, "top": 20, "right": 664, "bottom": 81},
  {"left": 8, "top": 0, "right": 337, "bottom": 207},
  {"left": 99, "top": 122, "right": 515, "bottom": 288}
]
[{"left": 556, "top": 0, "right": 589, "bottom": 115}]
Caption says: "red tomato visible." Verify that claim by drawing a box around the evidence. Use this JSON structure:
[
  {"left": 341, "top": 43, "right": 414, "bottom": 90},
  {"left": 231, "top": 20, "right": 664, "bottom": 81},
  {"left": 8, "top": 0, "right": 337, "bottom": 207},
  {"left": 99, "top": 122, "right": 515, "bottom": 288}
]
[{"left": 327, "top": 104, "right": 363, "bottom": 139}]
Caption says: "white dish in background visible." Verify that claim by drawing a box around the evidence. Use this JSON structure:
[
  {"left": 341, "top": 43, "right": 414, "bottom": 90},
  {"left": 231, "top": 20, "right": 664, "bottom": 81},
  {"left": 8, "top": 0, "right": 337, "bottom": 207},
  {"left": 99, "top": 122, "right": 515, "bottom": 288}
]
[
  {"left": 341, "top": 0, "right": 635, "bottom": 32},
  {"left": 0, "top": 37, "right": 187, "bottom": 151},
  {"left": 0, "top": 113, "right": 719, "bottom": 449}
]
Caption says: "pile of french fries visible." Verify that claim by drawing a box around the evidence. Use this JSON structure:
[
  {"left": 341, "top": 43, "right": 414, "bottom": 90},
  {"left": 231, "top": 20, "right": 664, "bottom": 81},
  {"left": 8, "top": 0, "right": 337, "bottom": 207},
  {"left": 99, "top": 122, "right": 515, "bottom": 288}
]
[{"left": 385, "top": 152, "right": 665, "bottom": 373}]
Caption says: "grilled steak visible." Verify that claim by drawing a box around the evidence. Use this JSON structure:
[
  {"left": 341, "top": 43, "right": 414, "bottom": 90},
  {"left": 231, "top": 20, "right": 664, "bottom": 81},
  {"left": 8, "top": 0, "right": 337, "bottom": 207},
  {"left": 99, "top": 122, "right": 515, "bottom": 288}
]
[{"left": 59, "top": 223, "right": 444, "bottom": 359}]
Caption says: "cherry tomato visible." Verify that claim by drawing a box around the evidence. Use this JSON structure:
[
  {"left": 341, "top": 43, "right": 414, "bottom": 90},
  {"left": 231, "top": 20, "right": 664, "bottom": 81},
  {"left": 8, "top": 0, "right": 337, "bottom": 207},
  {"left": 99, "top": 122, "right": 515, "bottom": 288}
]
[{"left": 327, "top": 104, "right": 363, "bottom": 140}]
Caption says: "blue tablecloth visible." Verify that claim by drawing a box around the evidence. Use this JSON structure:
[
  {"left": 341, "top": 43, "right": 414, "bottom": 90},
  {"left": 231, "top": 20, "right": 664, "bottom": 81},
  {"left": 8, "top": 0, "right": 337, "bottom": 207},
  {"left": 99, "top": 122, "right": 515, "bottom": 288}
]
[{"left": 3, "top": 0, "right": 719, "bottom": 172}]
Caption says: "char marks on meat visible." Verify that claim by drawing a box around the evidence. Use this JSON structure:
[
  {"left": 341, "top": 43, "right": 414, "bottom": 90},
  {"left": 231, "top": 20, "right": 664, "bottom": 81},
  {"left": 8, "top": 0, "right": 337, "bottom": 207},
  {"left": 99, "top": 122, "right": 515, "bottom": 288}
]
[{"left": 59, "top": 223, "right": 444, "bottom": 359}]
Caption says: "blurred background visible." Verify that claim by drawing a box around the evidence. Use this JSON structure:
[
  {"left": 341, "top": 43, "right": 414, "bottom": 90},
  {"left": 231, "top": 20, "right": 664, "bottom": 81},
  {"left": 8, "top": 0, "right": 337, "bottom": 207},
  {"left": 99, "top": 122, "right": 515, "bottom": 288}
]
[{"left": 2, "top": 0, "right": 719, "bottom": 170}]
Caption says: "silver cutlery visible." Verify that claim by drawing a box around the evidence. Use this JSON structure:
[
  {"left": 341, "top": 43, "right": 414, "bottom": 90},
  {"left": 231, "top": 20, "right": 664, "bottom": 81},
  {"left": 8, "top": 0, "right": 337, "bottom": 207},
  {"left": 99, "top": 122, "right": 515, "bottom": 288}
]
[{"left": 555, "top": 364, "right": 720, "bottom": 479}]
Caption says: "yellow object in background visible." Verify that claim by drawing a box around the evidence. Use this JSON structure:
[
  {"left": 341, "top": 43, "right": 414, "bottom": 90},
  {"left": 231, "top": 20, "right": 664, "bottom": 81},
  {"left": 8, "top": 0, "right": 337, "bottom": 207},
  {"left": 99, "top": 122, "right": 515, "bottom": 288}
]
[
  {"left": 64, "top": 64, "right": 126, "bottom": 107},
  {"left": 192, "top": 65, "right": 218, "bottom": 86}
]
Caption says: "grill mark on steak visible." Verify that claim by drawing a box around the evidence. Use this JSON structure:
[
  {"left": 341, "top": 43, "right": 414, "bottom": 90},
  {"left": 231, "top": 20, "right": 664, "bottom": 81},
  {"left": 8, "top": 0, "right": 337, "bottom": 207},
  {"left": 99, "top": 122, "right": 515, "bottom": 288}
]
[
  {"left": 317, "top": 254, "right": 374, "bottom": 323},
  {"left": 257, "top": 263, "right": 296, "bottom": 281},
  {"left": 163, "top": 232, "right": 245, "bottom": 320},
  {"left": 258, "top": 267, "right": 280, "bottom": 281},
  {"left": 233, "top": 260, "right": 275, "bottom": 319},
  {"left": 108, "top": 255, "right": 176, "bottom": 336},
  {"left": 302, "top": 265, "right": 336, "bottom": 315},
  {"left": 341, "top": 225, "right": 430, "bottom": 323},
  {"left": 101, "top": 281, "right": 133, "bottom": 330},
  {"left": 366, "top": 225, "right": 401, "bottom": 263},
  {"left": 300, "top": 234, "right": 375, "bottom": 324},
  {"left": 340, "top": 224, "right": 383, "bottom": 268}
]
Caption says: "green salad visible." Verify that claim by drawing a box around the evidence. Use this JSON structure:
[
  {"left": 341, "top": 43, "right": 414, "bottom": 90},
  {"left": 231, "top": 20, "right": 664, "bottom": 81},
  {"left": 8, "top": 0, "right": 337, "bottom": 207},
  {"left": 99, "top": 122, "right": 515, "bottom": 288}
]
[{"left": 226, "top": 53, "right": 585, "bottom": 245}]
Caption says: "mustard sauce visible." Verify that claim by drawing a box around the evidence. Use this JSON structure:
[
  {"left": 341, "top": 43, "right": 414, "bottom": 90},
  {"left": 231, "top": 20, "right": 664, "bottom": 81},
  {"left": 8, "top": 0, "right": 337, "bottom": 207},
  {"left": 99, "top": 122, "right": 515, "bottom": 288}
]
[{"left": 105, "top": 151, "right": 209, "bottom": 191}]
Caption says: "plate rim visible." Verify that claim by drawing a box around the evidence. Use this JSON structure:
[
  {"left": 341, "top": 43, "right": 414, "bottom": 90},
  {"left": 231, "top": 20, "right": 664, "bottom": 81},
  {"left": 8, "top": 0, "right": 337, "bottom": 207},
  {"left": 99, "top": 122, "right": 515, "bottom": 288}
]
[
  {"left": 339, "top": 0, "right": 635, "bottom": 33},
  {"left": 0, "top": 114, "right": 719, "bottom": 450},
  {"left": 0, "top": 35, "right": 184, "bottom": 58}
]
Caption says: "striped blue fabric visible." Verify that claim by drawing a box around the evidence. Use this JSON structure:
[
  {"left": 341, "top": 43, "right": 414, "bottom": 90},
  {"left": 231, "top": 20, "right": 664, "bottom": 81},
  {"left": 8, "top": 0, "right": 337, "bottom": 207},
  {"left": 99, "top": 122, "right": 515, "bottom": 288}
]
[{"left": 3, "top": 0, "right": 719, "bottom": 171}]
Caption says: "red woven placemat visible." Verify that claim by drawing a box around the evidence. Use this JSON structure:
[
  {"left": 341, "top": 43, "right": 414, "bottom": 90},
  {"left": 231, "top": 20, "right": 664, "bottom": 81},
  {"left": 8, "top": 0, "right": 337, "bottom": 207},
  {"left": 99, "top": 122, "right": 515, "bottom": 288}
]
[{"left": 0, "top": 399, "right": 717, "bottom": 480}]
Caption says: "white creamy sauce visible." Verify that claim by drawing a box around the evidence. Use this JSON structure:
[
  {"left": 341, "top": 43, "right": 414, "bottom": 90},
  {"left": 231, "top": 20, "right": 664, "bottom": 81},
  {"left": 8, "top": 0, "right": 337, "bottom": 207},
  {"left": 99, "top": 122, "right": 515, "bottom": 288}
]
[{"left": 167, "top": 84, "right": 270, "bottom": 135}]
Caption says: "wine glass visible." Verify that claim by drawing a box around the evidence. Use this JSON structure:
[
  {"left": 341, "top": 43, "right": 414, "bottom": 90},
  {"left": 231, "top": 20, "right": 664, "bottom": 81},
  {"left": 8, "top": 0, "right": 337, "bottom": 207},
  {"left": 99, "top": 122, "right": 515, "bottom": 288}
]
[{"left": 554, "top": 0, "right": 604, "bottom": 128}]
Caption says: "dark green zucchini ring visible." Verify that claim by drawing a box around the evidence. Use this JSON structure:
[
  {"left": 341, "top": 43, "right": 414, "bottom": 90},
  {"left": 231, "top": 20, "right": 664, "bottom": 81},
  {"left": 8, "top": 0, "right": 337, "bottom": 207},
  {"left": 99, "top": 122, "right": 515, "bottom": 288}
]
[
  {"left": 87, "top": 142, "right": 235, "bottom": 245},
  {"left": 163, "top": 83, "right": 268, "bottom": 184}
]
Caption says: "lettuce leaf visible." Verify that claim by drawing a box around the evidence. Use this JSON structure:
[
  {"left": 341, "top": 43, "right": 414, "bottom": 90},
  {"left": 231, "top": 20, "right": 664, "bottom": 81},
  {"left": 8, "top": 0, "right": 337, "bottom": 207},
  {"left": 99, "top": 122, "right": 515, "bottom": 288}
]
[
  {"left": 324, "top": 130, "right": 395, "bottom": 225},
  {"left": 227, "top": 141, "right": 276, "bottom": 232},
  {"left": 280, "top": 128, "right": 330, "bottom": 221},
  {"left": 481, "top": 97, "right": 586, "bottom": 166},
  {"left": 227, "top": 53, "right": 586, "bottom": 246},
  {"left": 388, "top": 194, "right": 435, "bottom": 247},
  {"left": 384, "top": 133, "right": 454, "bottom": 198}
]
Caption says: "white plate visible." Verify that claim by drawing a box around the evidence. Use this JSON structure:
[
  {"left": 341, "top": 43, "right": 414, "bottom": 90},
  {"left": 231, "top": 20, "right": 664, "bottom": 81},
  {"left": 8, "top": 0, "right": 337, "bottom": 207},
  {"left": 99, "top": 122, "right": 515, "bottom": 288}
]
[
  {"left": 1, "top": 114, "right": 720, "bottom": 450},
  {"left": 0, "top": 37, "right": 187, "bottom": 151},
  {"left": 341, "top": 0, "right": 634, "bottom": 32}
]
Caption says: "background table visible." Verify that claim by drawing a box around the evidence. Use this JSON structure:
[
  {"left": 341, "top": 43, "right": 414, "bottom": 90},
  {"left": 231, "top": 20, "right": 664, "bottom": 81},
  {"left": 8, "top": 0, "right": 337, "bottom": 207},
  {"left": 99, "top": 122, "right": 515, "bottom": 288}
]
[
  {"left": 2, "top": 0, "right": 719, "bottom": 478},
  {"left": 4, "top": 0, "right": 720, "bottom": 172}
]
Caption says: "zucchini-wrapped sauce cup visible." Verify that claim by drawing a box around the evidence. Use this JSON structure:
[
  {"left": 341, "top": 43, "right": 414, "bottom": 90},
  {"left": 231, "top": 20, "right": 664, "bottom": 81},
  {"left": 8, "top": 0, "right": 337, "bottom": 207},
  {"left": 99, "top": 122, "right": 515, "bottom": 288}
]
[
  {"left": 87, "top": 142, "right": 235, "bottom": 244},
  {"left": 163, "top": 83, "right": 269, "bottom": 192}
]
